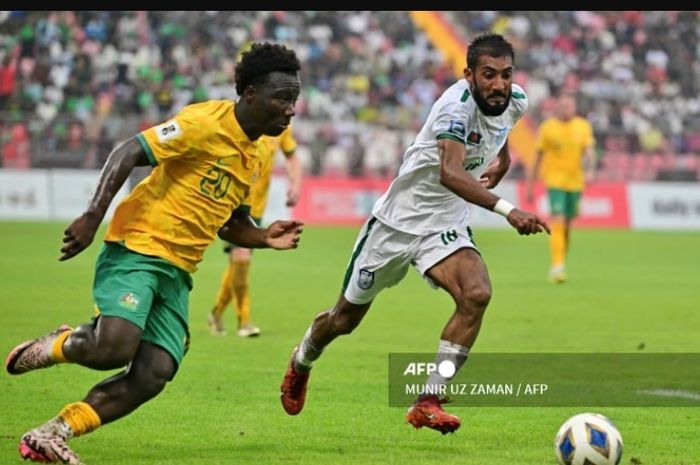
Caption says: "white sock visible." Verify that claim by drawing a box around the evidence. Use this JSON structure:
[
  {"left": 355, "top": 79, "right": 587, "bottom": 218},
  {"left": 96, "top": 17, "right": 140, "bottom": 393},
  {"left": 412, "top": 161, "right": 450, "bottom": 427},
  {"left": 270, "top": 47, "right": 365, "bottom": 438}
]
[
  {"left": 36, "top": 416, "right": 74, "bottom": 440},
  {"left": 422, "top": 339, "right": 470, "bottom": 398},
  {"left": 295, "top": 325, "right": 323, "bottom": 369}
]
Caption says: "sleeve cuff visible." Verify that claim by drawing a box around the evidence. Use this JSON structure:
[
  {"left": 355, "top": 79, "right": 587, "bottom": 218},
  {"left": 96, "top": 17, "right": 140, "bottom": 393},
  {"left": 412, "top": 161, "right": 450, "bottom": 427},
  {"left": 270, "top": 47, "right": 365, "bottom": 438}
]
[{"left": 136, "top": 133, "right": 158, "bottom": 166}]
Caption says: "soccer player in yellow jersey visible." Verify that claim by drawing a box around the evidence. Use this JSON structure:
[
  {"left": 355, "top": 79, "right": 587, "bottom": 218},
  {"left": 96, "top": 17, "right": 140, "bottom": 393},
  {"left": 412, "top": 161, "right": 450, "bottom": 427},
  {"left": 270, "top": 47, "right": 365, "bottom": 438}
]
[
  {"left": 526, "top": 93, "right": 596, "bottom": 283},
  {"left": 5, "top": 42, "right": 303, "bottom": 465},
  {"left": 208, "top": 124, "right": 302, "bottom": 337}
]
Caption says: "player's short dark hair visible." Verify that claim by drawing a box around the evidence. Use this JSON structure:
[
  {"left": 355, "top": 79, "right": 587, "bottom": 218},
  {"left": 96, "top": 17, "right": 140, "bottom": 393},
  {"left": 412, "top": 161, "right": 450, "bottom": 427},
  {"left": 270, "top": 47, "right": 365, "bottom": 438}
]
[
  {"left": 466, "top": 33, "right": 514, "bottom": 71},
  {"left": 235, "top": 42, "right": 301, "bottom": 96}
]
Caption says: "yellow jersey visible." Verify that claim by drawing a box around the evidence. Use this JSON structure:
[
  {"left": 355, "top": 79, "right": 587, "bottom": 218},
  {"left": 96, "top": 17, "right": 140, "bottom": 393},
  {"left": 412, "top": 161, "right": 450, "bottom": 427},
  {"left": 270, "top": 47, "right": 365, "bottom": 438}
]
[
  {"left": 105, "top": 100, "right": 262, "bottom": 273},
  {"left": 535, "top": 116, "right": 594, "bottom": 191},
  {"left": 250, "top": 125, "right": 297, "bottom": 219}
]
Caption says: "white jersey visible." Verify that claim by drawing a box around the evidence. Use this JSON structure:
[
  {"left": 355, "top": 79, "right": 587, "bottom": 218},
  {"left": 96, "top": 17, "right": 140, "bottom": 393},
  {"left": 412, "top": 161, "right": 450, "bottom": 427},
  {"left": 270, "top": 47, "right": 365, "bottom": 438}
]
[{"left": 371, "top": 80, "right": 528, "bottom": 234}]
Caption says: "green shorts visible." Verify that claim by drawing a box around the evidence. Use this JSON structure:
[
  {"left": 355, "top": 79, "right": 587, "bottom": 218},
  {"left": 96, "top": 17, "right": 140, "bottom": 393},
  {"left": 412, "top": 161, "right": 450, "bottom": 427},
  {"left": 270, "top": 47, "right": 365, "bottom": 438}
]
[
  {"left": 223, "top": 216, "right": 262, "bottom": 253},
  {"left": 547, "top": 188, "right": 582, "bottom": 219},
  {"left": 93, "top": 241, "right": 193, "bottom": 368}
]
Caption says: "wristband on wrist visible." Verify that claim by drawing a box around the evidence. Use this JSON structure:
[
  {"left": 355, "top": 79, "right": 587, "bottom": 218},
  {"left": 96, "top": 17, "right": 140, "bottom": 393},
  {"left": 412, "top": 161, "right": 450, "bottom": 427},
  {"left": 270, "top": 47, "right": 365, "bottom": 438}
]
[{"left": 493, "top": 198, "right": 515, "bottom": 217}]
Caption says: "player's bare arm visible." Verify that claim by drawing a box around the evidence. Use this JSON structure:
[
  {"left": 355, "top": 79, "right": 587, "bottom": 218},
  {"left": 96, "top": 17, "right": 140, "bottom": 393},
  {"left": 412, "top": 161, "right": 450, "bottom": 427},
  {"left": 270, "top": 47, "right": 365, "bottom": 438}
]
[
  {"left": 218, "top": 209, "right": 304, "bottom": 250},
  {"left": 526, "top": 148, "right": 545, "bottom": 203},
  {"left": 584, "top": 145, "right": 596, "bottom": 182},
  {"left": 439, "top": 138, "right": 550, "bottom": 236},
  {"left": 285, "top": 152, "right": 303, "bottom": 207},
  {"left": 479, "top": 140, "right": 511, "bottom": 189},
  {"left": 59, "top": 137, "right": 150, "bottom": 261},
  {"left": 439, "top": 138, "right": 503, "bottom": 209}
]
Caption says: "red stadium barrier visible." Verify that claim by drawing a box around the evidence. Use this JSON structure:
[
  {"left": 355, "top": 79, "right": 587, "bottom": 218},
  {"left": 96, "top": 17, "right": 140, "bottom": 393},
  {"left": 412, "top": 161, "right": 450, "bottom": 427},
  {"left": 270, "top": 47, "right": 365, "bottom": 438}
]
[
  {"left": 291, "top": 176, "right": 392, "bottom": 225},
  {"left": 293, "top": 177, "right": 633, "bottom": 228},
  {"left": 517, "top": 182, "right": 631, "bottom": 228}
]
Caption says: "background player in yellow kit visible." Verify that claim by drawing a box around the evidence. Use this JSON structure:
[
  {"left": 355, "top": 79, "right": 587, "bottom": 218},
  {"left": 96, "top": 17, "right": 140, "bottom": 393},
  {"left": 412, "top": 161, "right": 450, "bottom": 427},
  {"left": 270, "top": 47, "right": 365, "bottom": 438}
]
[
  {"left": 4, "top": 42, "right": 303, "bottom": 465},
  {"left": 526, "top": 92, "right": 596, "bottom": 283},
  {"left": 208, "top": 124, "right": 302, "bottom": 337}
]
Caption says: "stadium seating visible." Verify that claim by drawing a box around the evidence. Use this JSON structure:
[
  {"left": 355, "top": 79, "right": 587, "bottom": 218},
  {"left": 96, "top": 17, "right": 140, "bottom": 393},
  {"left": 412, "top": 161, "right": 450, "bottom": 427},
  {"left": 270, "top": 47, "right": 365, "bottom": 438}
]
[{"left": 1, "top": 11, "right": 699, "bottom": 181}]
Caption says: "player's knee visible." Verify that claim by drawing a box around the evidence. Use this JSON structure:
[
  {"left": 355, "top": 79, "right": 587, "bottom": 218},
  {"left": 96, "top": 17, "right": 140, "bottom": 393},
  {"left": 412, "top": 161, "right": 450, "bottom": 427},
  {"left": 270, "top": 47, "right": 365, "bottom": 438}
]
[
  {"left": 67, "top": 328, "right": 137, "bottom": 369},
  {"left": 92, "top": 344, "right": 137, "bottom": 369},
  {"left": 131, "top": 366, "right": 172, "bottom": 401},
  {"left": 138, "top": 373, "right": 169, "bottom": 401},
  {"left": 457, "top": 285, "right": 492, "bottom": 315}
]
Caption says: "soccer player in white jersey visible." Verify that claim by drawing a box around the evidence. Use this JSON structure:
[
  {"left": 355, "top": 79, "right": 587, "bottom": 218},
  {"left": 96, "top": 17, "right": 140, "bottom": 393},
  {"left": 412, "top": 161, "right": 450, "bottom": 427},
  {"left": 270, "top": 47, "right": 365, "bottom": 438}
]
[{"left": 280, "top": 33, "right": 549, "bottom": 434}]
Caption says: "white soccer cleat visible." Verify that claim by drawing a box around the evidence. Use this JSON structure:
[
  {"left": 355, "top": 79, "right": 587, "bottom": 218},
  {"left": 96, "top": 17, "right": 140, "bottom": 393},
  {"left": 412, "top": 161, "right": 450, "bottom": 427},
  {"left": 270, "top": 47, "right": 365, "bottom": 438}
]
[
  {"left": 237, "top": 323, "right": 261, "bottom": 338},
  {"left": 6, "top": 325, "right": 72, "bottom": 375},
  {"left": 549, "top": 266, "right": 567, "bottom": 284},
  {"left": 19, "top": 428, "right": 83, "bottom": 464}
]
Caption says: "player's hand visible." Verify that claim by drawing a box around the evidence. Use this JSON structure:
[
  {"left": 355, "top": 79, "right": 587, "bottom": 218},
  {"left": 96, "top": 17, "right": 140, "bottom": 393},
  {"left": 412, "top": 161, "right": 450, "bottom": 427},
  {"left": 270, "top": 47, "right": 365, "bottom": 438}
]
[
  {"left": 59, "top": 212, "right": 101, "bottom": 261},
  {"left": 479, "top": 162, "right": 508, "bottom": 189},
  {"left": 506, "top": 209, "right": 550, "bottom": 236},
  {"left": 265, "top": 220, "right": 304, "bottom": 250}
]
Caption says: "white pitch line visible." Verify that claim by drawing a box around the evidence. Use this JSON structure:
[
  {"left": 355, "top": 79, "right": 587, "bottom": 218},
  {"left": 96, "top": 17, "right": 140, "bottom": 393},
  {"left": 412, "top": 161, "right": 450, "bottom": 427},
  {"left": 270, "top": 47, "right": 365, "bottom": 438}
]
[{"left": 638, "top": 389, "right": 700, "bottom": 401}]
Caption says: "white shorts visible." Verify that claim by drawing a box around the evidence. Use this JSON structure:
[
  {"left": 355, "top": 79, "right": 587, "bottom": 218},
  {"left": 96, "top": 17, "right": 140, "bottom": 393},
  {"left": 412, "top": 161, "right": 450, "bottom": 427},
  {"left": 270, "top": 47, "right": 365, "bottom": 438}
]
[{"left": 342, "top": 217, "right": 479, "bottom": 305}]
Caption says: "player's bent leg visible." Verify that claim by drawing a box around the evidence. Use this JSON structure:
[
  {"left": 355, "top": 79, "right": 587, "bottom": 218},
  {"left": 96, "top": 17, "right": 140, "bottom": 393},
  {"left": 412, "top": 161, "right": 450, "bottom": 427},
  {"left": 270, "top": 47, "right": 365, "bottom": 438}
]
[
  {"left": 63, "top": 316, "right": 143, "bottom": 370},
  {"left": 6, "top": 324, "right": 73, "bottom": 375},
  {"left": 426, "top": 248, "right": 492, "bottom": 349},
  {"left": 281, "top": 296, "right": 372, "bottom": 415},
  {"left": 405, "top": 395, "right": 461, "bottom": 434},
  {"left": 282, "top": 219, "right": 395, "bottom": 415},
  {"left": 210, "top": 256, "right": 235, "bottom": 336},
  {"left": 406, "top": 248, "right": 492, "bottom": 434},
  {"left": 16, "top": 342, "right": 174, "bottom": 465},
  {"left": 231, "top": 247, "right": 255, "bottom": 336},
  {"left": 84, "top": 341, "right": 176, "bottom": 423}
]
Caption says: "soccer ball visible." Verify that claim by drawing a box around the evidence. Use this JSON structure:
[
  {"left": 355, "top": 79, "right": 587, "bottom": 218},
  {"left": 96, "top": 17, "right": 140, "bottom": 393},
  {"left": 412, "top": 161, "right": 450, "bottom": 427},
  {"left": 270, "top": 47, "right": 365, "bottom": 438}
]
[{"left": 554, "top": 412, "right": 623, "bottom": 465}]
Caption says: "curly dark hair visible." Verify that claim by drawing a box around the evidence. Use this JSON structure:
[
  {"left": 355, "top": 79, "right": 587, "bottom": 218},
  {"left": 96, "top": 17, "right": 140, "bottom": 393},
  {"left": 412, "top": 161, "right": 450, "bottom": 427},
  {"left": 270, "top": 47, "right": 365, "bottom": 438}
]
[
  {"left": 234, "top": 42, "right": 301, "bottom": 96},
  {"left": 466, "top": 33, "right": 514, "bottom": 71}
]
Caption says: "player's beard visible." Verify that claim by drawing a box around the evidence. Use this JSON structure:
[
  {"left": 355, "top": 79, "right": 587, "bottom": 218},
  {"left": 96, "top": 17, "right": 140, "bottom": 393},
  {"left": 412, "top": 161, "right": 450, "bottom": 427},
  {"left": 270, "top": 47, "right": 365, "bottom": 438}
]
[{"left": 471, "top": 81, "right": 511, "bottom": 117}]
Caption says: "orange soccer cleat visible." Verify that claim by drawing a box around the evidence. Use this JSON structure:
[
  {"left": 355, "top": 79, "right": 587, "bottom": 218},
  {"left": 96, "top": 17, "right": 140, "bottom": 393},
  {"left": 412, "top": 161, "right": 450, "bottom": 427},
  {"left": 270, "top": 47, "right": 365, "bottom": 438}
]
[
  {"left": 405, "top": 395, "right": 461, "bottom": 434},
  {"left": 280, "top": 346, "right": 311, "bottom": 415}
]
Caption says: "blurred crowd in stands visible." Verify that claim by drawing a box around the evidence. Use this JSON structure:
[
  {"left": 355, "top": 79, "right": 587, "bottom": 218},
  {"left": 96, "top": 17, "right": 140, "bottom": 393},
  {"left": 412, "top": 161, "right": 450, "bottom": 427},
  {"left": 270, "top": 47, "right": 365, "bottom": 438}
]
[{"left": 1, "top": 11, "right": 699, "bottom": 181}]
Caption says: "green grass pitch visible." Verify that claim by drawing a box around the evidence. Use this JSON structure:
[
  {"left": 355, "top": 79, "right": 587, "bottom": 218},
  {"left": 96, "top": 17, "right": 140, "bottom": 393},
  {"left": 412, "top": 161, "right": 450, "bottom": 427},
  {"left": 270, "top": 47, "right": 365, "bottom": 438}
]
[{"left": 0, "top": 221, "right": 698, "bottom": 465}]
